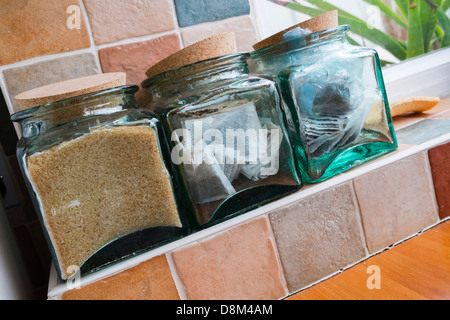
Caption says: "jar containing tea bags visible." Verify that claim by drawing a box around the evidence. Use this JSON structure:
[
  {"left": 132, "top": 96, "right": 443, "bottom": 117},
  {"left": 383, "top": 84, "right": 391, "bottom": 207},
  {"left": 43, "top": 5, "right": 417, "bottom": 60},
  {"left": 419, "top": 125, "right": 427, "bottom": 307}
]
[
  {"left": 142, "top": 53, "right": 302, "bottom": 227},
  {"left": 11, "top": 73, "right": 188, "bottom": 280},
  {"left": 249, "top": 25, "right": 398, "bottom": 183}
]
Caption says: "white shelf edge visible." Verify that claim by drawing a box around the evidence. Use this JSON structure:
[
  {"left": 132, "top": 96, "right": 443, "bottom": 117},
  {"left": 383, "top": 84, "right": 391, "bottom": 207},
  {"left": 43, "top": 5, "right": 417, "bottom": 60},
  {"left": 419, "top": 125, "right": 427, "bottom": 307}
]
[{"left": 47, "top": 131, "right": 450, "bottom": 299}]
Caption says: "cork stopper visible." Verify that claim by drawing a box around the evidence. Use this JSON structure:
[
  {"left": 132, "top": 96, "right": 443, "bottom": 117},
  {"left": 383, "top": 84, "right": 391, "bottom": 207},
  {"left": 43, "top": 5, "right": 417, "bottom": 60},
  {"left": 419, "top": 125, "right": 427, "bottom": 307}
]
[
  {"left": 14, "top": 72, "right": 127, "bottom": 110},
  {"left": 145, "top": 32, "right": 237, "bottom": 79},
  {"left": 252, "top": 10, "right": 339, "bottom": 50}
]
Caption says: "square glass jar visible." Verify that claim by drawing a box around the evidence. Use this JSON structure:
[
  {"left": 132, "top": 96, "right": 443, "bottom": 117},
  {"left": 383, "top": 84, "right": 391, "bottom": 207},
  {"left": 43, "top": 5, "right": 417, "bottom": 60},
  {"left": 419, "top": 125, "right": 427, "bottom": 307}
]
[
  {"left": 11, "top": 85, "right": 189, "bottom": 280},
  {"left": 142, "top": 53, "right": 302, "bottom": 227},
  {"left": 249, "top": 26, "right": 398, "bottom": 182}
]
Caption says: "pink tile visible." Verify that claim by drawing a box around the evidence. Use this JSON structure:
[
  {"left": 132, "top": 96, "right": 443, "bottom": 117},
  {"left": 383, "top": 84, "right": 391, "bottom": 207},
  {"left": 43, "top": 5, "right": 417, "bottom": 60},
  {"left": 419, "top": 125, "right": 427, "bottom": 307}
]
[
  {"left": 353, "top": 152, "right": 439, "bottom": 253},
  {"left": 171, "top": 217, "right": 287, "bottom": 300},
  {"left": 268, "top": 182, "right": 368, "bottom": 292},
  {"left": 84, "top": 0, "right": 176, "bottom": 45},
  {"left": 98, "top": 34, "right": 181, "bottom": 106}
]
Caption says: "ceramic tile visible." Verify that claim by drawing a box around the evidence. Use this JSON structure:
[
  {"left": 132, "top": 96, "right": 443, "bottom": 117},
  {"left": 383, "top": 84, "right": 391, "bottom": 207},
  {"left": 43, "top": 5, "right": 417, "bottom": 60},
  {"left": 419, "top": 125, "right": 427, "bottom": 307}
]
[
  {"left": 3, "top": 53, "right": 100, "bottom": 114},
  {"left": 98, "top": 34, "right": 181, "bottom": 107},
  {"left": 395, "top": 119, "right": 450, "bottom": 145},
  {"left": 428, "top": 142, "right": 450, "bottom": 219},
  {"left": 353, "top": 152, "right": 439, "bottom": 253},
  {"left": 84, "top": 0, "right": 176, "bottom": 45},
  {"left": 62, "top": 255, "right": 180, "bottom": 300},
  {"left": 171, "top": 217, "right": 287, "bottom": 300},
  {"left": 268, "top": 182, "right": 368, "bottom": 292},
  {"left": 432, "top": 109, "right": 450, "bottom": 119},
  {"left": 0, "top": 0, "right": 90, "bottom": 65},
  {"left": 174, "top": 0, "right": 250, "bottom": 27},
  {"left": 181, "top": 15, "right": 259, "bottom": 52},
  {"left": 392, "top": 115, "right": 425, "bottom": 131}
]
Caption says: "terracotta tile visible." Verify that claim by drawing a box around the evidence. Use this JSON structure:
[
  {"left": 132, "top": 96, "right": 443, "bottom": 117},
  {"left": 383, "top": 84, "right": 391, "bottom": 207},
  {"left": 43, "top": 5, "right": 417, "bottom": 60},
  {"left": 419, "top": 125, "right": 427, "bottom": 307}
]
[
  {"left": 171, "top": 217, "right": 287, "bottom": 300},
  {"left": 181, "top": 15, "right": 259, "bottom": 52},
  {"left": 428, "top": 142, "right": 450, "bottom": 219},
  {"left": 432, "top": 109, "right": 450, "bottom": 119},
  {"left": 0, "top": 0, "right": 90, "bottom": 65},
  {"left": 3, "top": 53, "right": 100, "bottom": 114},
  {"left": 268, "top": 182, "right": 368, "bottom": 293},
  {"left": 392, "top": 115, "right": 425, "bottom": 130},
  {"left": 84, "top": 0, "right": 176, "bottom": 45},
  {"left": 62, "top": 255, "right": 180, "bottom": 300},
  {"left": 353, "top": 152, "right": 439, "bottom": 253},
  {"left": 98, "top": 34, "right": 181, "bottom": 107}
]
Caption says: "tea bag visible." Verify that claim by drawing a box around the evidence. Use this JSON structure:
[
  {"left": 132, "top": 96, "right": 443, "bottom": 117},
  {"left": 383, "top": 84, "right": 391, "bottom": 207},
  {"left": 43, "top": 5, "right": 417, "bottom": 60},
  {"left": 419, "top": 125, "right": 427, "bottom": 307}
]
[
  {"left": 183, "top": 141, "right": 236, "bottom": 204},
  {"left": 241, "top": 118, "right": 282, "bottom": 181},
  {"left": 292, "top": 58, "right": 370, "bottom": 158},
  {"left": 180, "top": 102, "right": 283, "bottom": 203}
]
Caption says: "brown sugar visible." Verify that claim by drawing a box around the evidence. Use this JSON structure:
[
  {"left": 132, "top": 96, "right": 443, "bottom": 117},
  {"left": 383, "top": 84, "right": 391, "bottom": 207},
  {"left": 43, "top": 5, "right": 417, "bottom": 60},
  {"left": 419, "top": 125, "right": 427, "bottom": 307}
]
[{"left": 26, "top": 125, "right": 181, "bottom": 280}]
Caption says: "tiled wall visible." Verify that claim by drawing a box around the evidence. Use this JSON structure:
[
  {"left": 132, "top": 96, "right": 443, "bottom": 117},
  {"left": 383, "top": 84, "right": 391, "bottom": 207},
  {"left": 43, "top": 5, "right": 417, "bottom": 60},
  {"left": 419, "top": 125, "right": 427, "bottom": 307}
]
[
  {"left": 0, "top": 0, "right": 260, "bottom": 115},
  {"left": 60, "top": 139, "right": 450, "bottom": 300},
  {"left": 0, "top": 0, "right": 260, "bottom": 300}
]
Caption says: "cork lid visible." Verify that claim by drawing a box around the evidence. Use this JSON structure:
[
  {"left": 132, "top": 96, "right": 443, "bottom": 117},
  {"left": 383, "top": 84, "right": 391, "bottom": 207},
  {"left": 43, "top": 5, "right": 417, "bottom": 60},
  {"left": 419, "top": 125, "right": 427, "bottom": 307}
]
[
  {"left": 252, "top": 10, "right": 339, "bottom": 50},
  {"left": 14, "top": 72, "right": 127, "bottom": 110},
  {"left": 145, "top": 32, "right": 237, "bottom": 79}
]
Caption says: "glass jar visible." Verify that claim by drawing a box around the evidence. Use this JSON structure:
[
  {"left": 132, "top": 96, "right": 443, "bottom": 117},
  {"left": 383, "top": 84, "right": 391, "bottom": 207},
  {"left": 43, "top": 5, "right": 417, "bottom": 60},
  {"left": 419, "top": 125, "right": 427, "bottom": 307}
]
[
  {"left": 249, "top": 25, "right": 398, "bottom": 183},
  {"left": 11, "top": 85, "right": 189, "bottom": 280},
  {"left": 142, "top": 53, "right": 302, "bottom": 227}
]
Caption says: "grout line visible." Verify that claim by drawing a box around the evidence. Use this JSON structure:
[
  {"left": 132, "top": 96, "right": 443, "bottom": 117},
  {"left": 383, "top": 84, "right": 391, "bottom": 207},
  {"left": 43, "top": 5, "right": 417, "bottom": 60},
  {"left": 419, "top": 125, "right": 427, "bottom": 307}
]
[
  {"left": 165, "top": 252, "right": 188, "bottom": 300},
  {"left": 169, "top": 0, "right": 185, "bottom": 48},
  {"left": 350, "top": 179, "right": 371, "bottom": 255},
  {"left": 422, "top": 149, "right": 442, "bottom": 221},
  {"left": 263, "top": 213, "right": 290, "bottom": 297},
  {"left": 78, "top": 0, "right": 102, "bottom": 72}
]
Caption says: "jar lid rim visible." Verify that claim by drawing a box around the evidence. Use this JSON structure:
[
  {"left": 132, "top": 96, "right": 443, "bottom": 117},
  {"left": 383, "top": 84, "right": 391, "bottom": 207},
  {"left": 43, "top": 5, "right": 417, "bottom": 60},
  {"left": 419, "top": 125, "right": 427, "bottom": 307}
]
[
  {"left": 141, "top": 52, "right": 250, "bottom": 88},
  {"left": 251, "top": 25, "right": 350, "bottom": 57},
  {"left": 11, "top": 85, "right": 139, "bottom": 122}
]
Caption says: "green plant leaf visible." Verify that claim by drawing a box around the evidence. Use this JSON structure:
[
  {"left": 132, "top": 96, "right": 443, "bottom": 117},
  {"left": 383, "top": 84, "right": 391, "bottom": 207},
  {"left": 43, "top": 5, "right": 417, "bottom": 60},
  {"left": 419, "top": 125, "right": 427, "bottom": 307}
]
[
  {"left": 363, "top": 0, "right": 407, "bottom": 28},
  {"left": 297, "top": 0, "right": 407, "bottom": 59},
  {"left": 434, "top": 5, "right": 450, "bottom": 46},
  {"left": 407, "top": 0, "right": 425, "bottom": 58},
  {"left": 395, "top": 0, "right": 410, "bottom": 19},
  {"left": 420, "top": 0, "right": 440, "bottom": 52},
  {"left": 442, "top": 0, "right": 450, "bottom": 11}
]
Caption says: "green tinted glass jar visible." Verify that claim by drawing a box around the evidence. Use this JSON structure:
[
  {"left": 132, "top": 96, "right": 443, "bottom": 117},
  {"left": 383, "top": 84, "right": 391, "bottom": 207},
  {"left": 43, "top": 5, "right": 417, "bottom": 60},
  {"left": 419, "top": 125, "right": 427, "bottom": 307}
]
[
  {"left": 142, "top": 53, "right": 302, "bottom": 228},
  {"left": 11, "top": 85, "right": 188, "bottom": 280},
  {"left": 249, "top": 25, "right": 397, "bottom": 183}
]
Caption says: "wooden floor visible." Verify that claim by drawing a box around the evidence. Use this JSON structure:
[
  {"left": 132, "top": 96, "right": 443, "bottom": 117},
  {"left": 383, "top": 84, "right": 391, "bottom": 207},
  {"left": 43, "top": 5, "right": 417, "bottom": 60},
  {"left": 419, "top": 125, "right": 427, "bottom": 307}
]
[{"left": 286, "top": 220, "right": 450, "bottom": 300}]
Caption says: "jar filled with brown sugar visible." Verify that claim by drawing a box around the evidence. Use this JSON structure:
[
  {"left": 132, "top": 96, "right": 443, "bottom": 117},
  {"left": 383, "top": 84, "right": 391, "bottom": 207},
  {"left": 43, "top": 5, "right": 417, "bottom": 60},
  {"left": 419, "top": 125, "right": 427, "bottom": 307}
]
[{"left": 11, "top": 73, "right": 189, "bottom": 281}]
